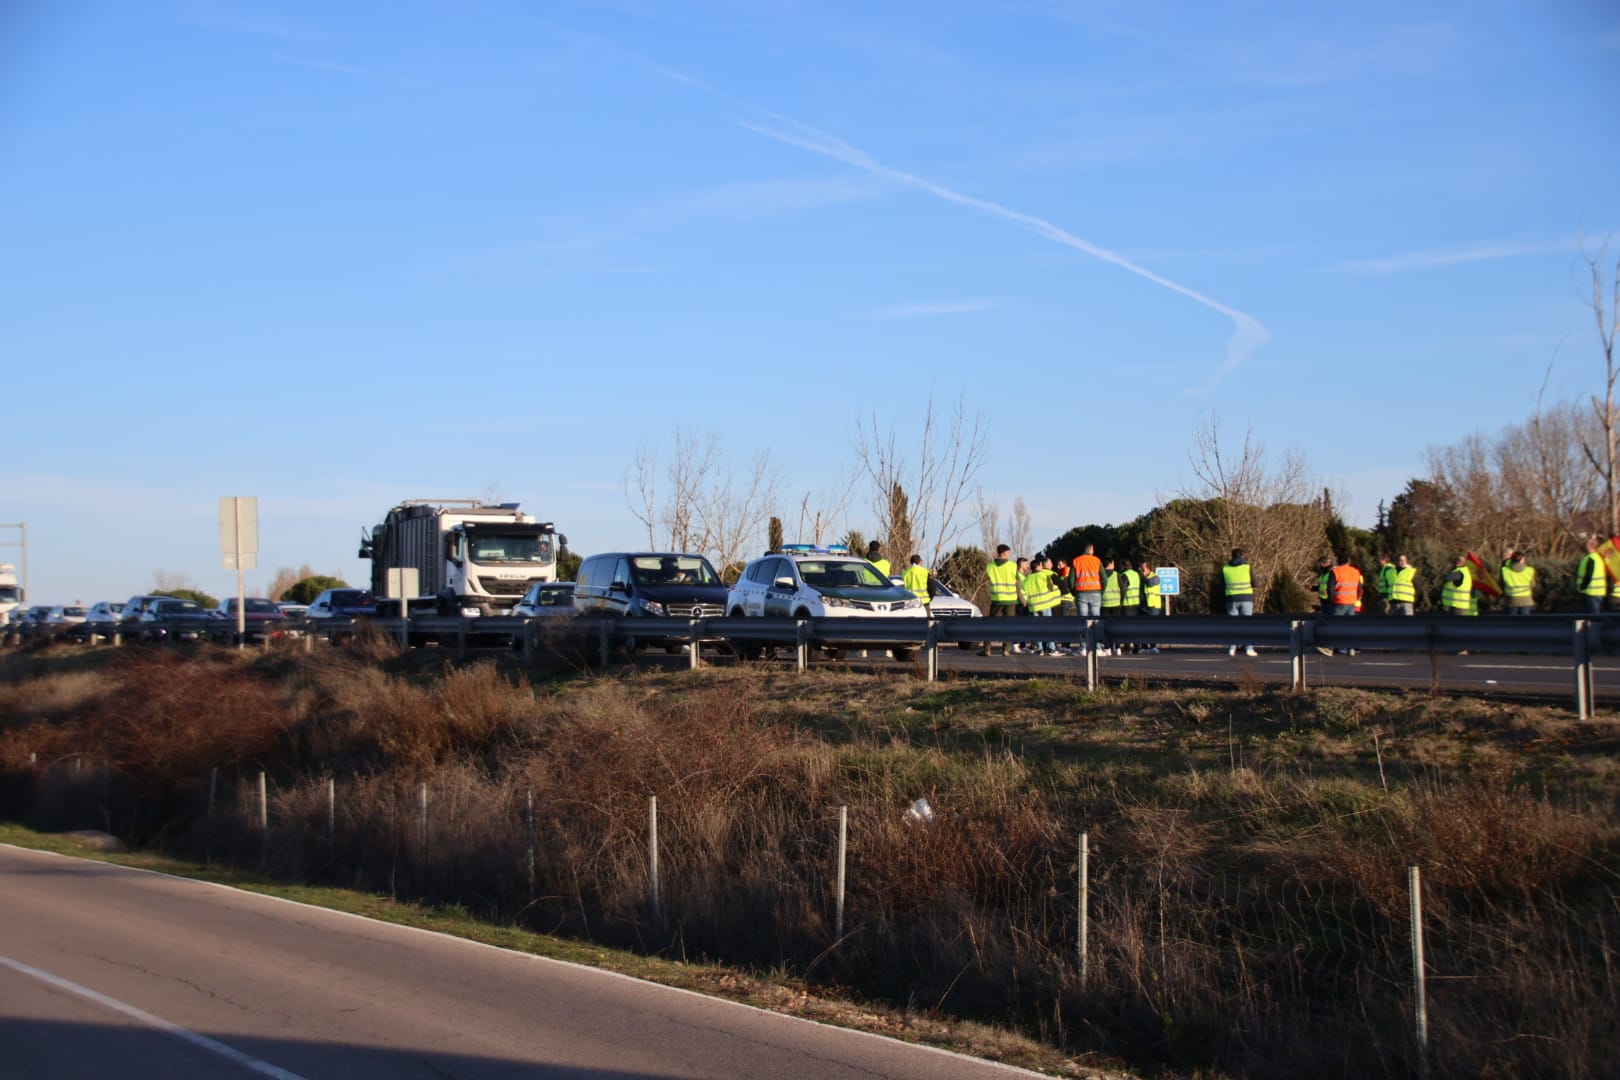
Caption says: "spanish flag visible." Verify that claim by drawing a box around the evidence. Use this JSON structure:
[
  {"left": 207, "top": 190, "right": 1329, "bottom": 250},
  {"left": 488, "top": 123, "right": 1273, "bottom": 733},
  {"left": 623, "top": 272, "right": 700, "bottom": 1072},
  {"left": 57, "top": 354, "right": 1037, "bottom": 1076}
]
[
  {"left": 1466, "top": 551, "right": 1502, "bottom": 599},
  {"left": 1599, "top": 537, "right": 1620, "bottom": 582}
]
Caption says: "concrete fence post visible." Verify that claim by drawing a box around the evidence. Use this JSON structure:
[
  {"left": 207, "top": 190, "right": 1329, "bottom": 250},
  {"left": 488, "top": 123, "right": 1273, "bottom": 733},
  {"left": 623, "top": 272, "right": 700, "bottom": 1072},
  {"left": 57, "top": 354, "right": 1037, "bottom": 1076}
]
[
  {"left": 1078, "top": 831, "right": 1090, "bottom": 987},
  {"left": 834, "top": 805, "right": 848, "bottom": 941},
  {"left": 258, "top": 770, "right": 269, "bottom": 866},
  {"left": 1409, "top": 865, "right": 1429, "bottom": 1077},
  {"left": 326, "top": 776, "right": 336, "bottom": 848},
  {"left": 1083, "top": 620, "right": 1099, "bottom": 690},
  {"left": 524, "top": 787, "right": 536, "bottom": 898},
  {"left": 647, "top": 795, "right": 661, "bottom": 922},
  {"left": 795, "top": 619, "right": 810, "bottom": 672},
  {"left": 688, "top": 618, "right": 702, "bottom": 670},
  {"left": 419, "top": 782, "right": 429, "bottom": 854}
]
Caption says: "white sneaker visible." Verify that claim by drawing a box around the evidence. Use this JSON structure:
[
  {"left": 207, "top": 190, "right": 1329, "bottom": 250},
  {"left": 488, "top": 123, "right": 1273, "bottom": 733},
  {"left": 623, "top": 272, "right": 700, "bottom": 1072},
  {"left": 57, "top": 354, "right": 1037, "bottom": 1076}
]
[
  {"left": 1244, "top": 646, "right": 1257, "bottom": 657},
  {"left": 1147, "top": 646, "right": 1160, "bottom": 654},
  {"left": 1228, "top": 645, "right": 1237, "bottom": 656},
  {"left": 1099, "top": 647, "right": 1112, "bottom": 657}
]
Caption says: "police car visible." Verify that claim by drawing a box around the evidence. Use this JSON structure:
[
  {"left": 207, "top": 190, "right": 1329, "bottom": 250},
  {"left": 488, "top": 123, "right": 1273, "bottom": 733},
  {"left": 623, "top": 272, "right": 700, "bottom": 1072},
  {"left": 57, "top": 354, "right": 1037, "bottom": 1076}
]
[{"left": 728, "top": 545, "right": 926, "bottom": 658}]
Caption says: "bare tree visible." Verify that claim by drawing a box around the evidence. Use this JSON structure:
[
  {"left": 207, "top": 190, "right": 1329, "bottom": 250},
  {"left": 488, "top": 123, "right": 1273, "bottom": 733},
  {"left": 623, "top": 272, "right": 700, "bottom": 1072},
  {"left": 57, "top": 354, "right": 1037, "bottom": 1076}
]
[
  {"left": 262, "top": 563, "right": 316, "bottom": 602},
  {"left": 975, "top": 488, "right": 1000, "bottom": 557},
  {"left": 1576, "top": 237, "right": 1620, "bottom": 535},
  {"left": 792, "top": 470, "right": 858, "bottom": 546},
  {"left": 1151, "top": 413, "right": 1325, "bottom": 607},
  {"left": 622, "top": 425, "right": 779, "bottom": 572},
  {"left": 1007, "top": 496, "right": 1033, "bottom": 560},
  {"left": 853, "top": 392, "right": 990, "bottom": 567}
]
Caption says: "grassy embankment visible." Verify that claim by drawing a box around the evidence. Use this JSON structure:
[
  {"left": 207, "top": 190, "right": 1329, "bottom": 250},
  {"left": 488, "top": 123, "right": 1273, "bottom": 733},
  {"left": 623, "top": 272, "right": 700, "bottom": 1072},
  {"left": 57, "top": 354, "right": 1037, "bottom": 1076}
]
[{"left": 1, "top": 637, "right": 1616, "bottom": 1079}]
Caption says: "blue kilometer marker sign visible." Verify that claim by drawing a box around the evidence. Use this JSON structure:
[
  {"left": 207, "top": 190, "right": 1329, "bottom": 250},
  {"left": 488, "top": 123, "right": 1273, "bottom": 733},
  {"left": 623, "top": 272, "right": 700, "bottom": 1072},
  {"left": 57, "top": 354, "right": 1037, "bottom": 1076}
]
[{"left": 1156, "top": 567, "right": 1181, "bottom": 596}]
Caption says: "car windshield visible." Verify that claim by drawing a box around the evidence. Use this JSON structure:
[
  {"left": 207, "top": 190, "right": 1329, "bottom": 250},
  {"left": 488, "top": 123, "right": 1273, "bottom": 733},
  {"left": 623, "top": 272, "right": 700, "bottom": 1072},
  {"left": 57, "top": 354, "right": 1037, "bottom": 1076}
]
[
  {"left": 157, "top": 600, "right": 202, "bottom": 614},
  {"left": 534, "top": 586, "right": 573, "bottom": 606},
  {"left": 469, "top": 534, "right": 553, "bottom": 564},
  {"left": 240, "top": 599, "right": 280, "bottom": 614},
  {"left": 796, "top": 560, "right": 892, "bottom": 590},
  {"left": 630, "top": 556, "right": 720, "bottom": 586},
  {"left": 63, "top": 607, "right": 88, "bottom": 617},
  {"left": 330, "top": 590, "right": 373, "bottom": 607}
]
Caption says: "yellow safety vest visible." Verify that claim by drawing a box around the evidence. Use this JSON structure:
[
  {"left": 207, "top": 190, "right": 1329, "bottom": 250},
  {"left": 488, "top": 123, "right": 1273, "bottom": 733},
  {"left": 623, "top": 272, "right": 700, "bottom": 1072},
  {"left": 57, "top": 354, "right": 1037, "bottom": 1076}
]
[
  {"left": 1580, "top": 553, "right": 1608, "bottom": 597},
  {"left": 1119, "top": 569, "right": 1142, "bottom": 606},
  {"left": 1377, "top": 564, "right": 1397, "bottom": 599},
  {"left": 1317, "top": 571, "right": 1331, "bottom": 601},
  {"left": 902, "top": 564, "right": 930, "bottom": 603},
  {"left": 985, "top": 560, "right": 1019, "bottom": 603},
  {"left": 1442, "top": 565, "right": 1472, "bottom": 611},
  {"left": 1024, "top": 569, "right": 1061, "bottom": 613},
  {"left": 1501, "top": 563, "right": 1534, "bottom": 602},
  {"left": 1144, "top": 574, "right": 1162, "bottom": 610},
  {"left": 1391, "top": 566, "right": 1417, "bottom": 603},
  {"left": 1222, "top": 562, "right": 1254, "bottom": 599},
  {"left": 869, "top": 556, "right": 891, "bottom": 578},
  {"left": 1100, "top": 570, "right": 1120, "bottom": 606}
]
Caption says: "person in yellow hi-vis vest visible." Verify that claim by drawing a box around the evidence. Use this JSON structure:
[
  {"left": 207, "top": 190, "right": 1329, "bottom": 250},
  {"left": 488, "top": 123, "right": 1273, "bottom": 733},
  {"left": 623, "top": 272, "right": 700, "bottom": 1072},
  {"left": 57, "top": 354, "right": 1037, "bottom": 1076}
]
[
  {"left": 1577, "top": 537, "right": 1608, "bottom": 615},
  {"left": 1023, "top": 555, "right": 1062, "bottom": 656},
  {"left": 1500, "top": 550, "right": 1535, "bottom": 615},
  {"left": 1223, "top": 548, "right": 1256, "bottom": 656},
  {"left": 1389, "top": 554, "right": 1417, "bottom": 616},
  {"left": 980, "top": 544, "right": 1019, "bottom": 657},
  {"left": 902, "top": 555, "right": 930, "bottom": 610},
  {"left": 865, "top": 540, "right": 891, "bottom": 580},
  {"left": 1440, "top": 555, "right": 1473, "bottom": 614}
]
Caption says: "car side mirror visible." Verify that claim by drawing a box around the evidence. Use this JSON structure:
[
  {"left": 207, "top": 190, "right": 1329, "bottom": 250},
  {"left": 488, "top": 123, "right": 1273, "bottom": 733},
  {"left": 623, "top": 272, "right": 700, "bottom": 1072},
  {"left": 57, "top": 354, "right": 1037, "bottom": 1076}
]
[
  {"left": 611, "top": 581, "right": 630, "bottom": 595},
  {"left": 774, "top": 576, "right": 796, "bottom": 589}
]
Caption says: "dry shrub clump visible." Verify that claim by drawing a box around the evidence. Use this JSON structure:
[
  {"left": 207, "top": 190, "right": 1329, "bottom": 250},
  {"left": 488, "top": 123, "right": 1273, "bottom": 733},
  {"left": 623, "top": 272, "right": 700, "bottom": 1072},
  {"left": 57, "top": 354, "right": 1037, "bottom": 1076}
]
[{"left": 4, "top": 652, "right": 1619, "bottom": 1079}]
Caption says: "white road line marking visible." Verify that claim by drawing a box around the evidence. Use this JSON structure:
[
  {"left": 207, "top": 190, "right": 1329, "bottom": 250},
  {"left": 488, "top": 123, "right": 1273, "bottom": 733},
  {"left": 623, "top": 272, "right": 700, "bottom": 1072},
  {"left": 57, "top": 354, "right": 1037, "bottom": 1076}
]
[
  {"left": 0, "top": 953, "right": 309, "bottom": 1080},
  {"left": 1461, "top": 664, "right": 1567, "bottom": 671}
]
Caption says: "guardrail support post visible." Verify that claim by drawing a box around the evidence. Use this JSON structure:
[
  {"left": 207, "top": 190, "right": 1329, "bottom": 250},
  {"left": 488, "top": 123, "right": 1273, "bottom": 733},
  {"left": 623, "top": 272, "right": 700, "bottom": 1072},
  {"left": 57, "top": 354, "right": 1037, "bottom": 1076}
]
[
  {"left": 598, "top": 621, "right": 610, "bottom": 667},
  {"left": 688, "top": 618, "right": 702, "bottom": 670},
  {"left": 795, "top": 619, "right": 810, "bottom": 672},
  {"left": 456, "top": 618, "right": 468, "bottom": 655},
  {"left": 924, "top": 618, "right": 939, "bottom": 682},
  {"left": 521, "top": 621, "right": 535, "bottom": 662},
  {"left": 1574, "top": 619, "right": 1594, "bottom": 720},
  {"left": 398, "top": 613, "right": 410, "bottom": 651},
  {"left": 1083, "top": 619, "right": 1098, "bottom": 690},
  {"left": 1289, "top": 620, "right": 1307, "bottom": 691}
]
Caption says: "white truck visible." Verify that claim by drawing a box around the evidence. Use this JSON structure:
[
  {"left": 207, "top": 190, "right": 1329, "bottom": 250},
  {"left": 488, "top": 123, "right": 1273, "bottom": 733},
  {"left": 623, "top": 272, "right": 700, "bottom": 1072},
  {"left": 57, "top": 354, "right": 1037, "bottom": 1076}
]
[
  {"left": 358, "top": 500, "right": 567, "bottom": 617},
  {"left": 0, "top": 564, "right": 21, "bottom": 625}
]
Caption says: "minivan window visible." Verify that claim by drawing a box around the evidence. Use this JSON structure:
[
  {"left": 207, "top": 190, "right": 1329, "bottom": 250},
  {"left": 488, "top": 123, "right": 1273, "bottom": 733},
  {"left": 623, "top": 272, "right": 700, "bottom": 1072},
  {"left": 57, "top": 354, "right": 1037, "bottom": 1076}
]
[
  {"left": 611, "top": 559, "right": 632, "bottom": 589},
  {"left": 581, "top": 556, "right": 609, "bottom": 589},
  {"left": 630, "top": 556, "right": 719, "bottom": 586}
]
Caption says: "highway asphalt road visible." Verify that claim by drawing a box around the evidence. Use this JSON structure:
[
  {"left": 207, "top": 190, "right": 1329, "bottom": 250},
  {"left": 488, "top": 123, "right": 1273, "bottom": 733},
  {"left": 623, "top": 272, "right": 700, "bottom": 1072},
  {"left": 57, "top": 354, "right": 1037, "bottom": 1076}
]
[{"left": 0, "top": 845, "right": 1044, "bottom": 1080}]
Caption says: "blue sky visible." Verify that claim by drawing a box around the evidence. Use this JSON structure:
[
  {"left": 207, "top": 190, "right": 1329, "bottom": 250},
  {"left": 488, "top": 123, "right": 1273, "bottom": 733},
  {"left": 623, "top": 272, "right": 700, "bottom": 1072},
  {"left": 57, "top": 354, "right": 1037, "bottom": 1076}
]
[{"left": 3, "top": 0, "right": 1617, "bottom": 604}]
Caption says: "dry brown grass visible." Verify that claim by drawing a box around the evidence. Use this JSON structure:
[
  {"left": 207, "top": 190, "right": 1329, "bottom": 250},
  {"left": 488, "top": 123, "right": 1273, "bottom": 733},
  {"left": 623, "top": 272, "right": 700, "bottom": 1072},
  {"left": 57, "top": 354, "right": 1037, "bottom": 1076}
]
[{"left": 1, "top": 646, "right": 1616, "bottom": 1078}]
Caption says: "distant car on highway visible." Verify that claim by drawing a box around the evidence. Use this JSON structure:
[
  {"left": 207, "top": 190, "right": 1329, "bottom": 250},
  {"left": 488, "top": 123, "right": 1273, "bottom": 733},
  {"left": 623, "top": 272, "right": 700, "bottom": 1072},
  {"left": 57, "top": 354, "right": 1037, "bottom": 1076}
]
[
  {"left": 133, "top": 598, "right": 212, "bottom": 642},
  {"left": 210, "top": 597, "right": 289, "bottom": 644},
  {"left": 306, "top": 589, "right": 377, "bottom": 620},
  {"left": 83, "top": 601, "right": 126, "bottom": 641},
  {"left": 513, "top": 581, "right": 576, "bottom": 618}
]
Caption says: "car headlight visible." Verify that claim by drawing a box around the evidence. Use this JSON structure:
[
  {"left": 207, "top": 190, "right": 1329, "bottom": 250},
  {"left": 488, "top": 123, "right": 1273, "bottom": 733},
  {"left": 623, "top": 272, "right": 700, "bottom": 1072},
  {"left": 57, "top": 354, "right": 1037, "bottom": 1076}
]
[
  {"left": 460, "top": 606, "right": 481, "bottom": 617},
  {"left": 820, "top": 595, "right": 853, "bottom": 608},
  {"left": 895, "top": 598, "right": 920, "bottom": 610},
  {"left": 641, "top": 600, "right": 665, "bottom": 616}
]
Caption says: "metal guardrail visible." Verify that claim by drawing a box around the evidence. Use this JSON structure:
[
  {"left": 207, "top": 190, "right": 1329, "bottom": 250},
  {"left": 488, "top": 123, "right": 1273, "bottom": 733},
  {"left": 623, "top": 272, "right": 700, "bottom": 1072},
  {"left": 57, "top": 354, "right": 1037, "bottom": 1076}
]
[{"left": 284, "top": 611, "right": 1619, "bottom": 719}]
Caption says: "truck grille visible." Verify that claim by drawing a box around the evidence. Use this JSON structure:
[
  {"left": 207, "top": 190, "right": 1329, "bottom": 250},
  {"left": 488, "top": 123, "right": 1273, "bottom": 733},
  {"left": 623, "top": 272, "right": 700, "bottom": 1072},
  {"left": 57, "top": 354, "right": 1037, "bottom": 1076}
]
[{"left": 478, "top": 578, "right": 533, "bottom": 596}]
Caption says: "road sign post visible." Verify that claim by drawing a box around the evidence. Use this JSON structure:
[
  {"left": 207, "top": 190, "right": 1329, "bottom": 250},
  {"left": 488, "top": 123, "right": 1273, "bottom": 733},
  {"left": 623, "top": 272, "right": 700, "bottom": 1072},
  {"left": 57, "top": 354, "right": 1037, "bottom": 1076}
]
[
  {"left": 387, "top": 567, "right": 419, "bottom": 649},
  {"left": 1156, "top": 566, "right": 1181, "bottom": 618},
  {"left": 220, "top": 497, "right": 259, "bottom": 647}
]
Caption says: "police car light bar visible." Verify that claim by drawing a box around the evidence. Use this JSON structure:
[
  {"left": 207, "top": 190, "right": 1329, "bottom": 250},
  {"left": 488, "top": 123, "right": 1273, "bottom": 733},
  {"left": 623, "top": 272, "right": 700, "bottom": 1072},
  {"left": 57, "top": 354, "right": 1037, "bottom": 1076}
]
[{"left": 780, "top": 543, "right": 852, "bottom": 555}]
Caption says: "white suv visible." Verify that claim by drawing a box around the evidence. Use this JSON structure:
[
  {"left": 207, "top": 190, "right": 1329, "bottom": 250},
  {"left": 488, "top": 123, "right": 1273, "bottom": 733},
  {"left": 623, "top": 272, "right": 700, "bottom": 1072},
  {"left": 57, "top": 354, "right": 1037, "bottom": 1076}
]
[{"left": 728, "top": 545, "right": 926, "bottom": 658}]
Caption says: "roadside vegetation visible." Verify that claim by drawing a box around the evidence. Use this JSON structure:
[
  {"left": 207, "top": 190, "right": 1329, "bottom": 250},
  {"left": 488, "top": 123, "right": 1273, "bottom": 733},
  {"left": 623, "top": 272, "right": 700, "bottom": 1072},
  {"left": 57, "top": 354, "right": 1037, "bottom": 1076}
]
[{"left": 1, "top": 640, "right": 1616, "bottom": 1079}]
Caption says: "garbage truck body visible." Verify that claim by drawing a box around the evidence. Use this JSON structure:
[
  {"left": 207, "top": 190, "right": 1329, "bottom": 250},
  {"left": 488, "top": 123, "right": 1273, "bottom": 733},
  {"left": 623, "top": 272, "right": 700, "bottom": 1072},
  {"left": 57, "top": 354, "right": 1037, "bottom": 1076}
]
[{"left": 360, "top": 500, "right": 566, "bottom": 616}]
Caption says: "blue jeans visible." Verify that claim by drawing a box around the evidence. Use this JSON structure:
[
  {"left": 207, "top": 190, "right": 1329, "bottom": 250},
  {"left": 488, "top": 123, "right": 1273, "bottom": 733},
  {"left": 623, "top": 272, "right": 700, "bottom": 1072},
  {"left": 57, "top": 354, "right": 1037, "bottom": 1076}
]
[
  {"left": 1226, "top": 599, "right": 1254, "bottom": 617},
  {"left": 1585, "top": 596, "right": 1604, "bottom": 615},
  {"left": 1074, "top": 593, "right": 1101, "bottom": 617},
  {"left": 1032, "top": 608, "right": 1056, "bottom": 653}
]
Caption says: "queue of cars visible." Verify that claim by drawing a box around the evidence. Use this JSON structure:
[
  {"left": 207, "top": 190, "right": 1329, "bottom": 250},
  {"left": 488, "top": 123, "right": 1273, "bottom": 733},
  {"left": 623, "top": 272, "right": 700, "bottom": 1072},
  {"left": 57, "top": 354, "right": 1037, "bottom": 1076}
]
[
  {"left": 2, "top": 546, "right": 981, "bottom": 657},
  {"left": 2, "top": 594, "right": 312, "bottom": 646}
]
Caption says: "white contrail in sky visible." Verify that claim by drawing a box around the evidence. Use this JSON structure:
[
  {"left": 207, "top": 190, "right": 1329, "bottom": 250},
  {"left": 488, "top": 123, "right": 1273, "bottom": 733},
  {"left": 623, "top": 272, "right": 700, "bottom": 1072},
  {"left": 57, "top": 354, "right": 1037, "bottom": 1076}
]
[{"left": 740, "top": 114, "right": 1269, "bottom": 387}]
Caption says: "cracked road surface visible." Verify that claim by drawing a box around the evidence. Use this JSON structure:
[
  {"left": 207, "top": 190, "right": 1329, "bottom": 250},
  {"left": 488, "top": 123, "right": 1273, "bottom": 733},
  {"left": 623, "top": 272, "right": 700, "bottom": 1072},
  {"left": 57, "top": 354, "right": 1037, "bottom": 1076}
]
[{"left": 0, "top": 845, "right": 1044, "bottom": 1079}]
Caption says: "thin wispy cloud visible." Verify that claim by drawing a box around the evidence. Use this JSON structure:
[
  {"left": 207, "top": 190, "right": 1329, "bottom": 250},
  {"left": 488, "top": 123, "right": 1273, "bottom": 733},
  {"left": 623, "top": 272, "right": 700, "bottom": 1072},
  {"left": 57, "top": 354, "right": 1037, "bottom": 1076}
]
[
  {"left": 740, "top": 115, "right": 1269, "bottom": 388},
  {"left": 1334, "top": 238, "right": 1574, "bottom": 276},
  {"left": 670, "top": 176, "right": 880, "bottom": 220},
  {"left": 871, "top": 299, "right": 1002, "bottom": 319}
]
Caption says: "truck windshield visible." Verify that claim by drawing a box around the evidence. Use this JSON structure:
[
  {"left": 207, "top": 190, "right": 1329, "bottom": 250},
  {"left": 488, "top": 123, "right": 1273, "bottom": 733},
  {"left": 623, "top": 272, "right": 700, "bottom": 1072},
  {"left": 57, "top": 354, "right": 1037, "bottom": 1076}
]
[
  {"left": 0, "top": 586, "right": 20, "bottom": 603},
  {"left": 468, "top": 534, "right": 553, "bottom": 564}
]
